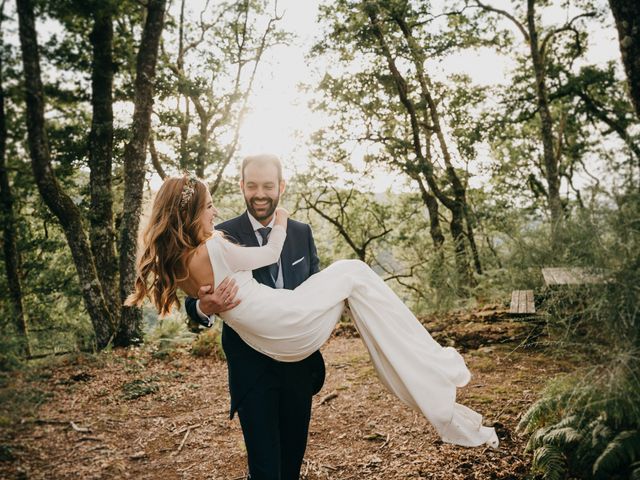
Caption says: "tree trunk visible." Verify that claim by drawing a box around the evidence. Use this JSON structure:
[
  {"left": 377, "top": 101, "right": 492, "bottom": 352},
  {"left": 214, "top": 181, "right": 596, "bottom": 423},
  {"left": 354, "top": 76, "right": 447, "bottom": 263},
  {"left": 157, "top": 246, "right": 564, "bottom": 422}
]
[
  {"left": 149, "top": 133, "right": 167, "bottom": 179},
  {"left": 196, "top": 117, "right": 207, "bottom": 178},
  {"left": 88, "top": 5, "right": 119, "bottom": 319},
  {"left": 527, "top": 0, "right": 563, "bottom": 240},
  {"left": 0, "top": 14, "right": 31, "bottom": 357},
  {"left": 413, "top": 176, "right": 445, "bottom": 248},
  {"left": 450, "top": 204, "right": 474, "bottom": 289},
  {"left": 366, "top": 5, "right": 476, "bottom": 287},
  {"left": 179, "top": 99, "right": 190, "bottom": 169},
  {"left": 392, "top": 11, "right": 481, "bottom": 279},
  {"left": 177, "top": 0, "right": 189, "bottom": 169},
  {"left": 16, "top": 0, "right": 115, "bottom": 349},
  {"left": 116, "top": 0, "right": 167, "bottom": 347},
  {"left": 464, "top": 206, "right": 483, "bottom": 275},
  {"left": 609, "top": 0, "right": 640, "bottom": 119}
]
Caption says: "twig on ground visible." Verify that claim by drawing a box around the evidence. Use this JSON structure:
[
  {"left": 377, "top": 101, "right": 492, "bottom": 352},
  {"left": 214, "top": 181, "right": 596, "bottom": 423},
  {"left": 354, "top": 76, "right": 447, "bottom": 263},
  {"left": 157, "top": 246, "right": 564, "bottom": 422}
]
[
  {"left": 319, "top": 391, "right": 338, "bottom": 405},
  {"left": 174, "top": 428, "right": 191, "bottom": 456},
  {"left": 70, "top": 421, "right": 91, "bottom": 433},
  {"left": 177, "top": 463, "right": 195, "bottom": 473},
  {"left": 493, "top": 397, "right": 516, "bottom": 422},
  {"left": 378, "top": 433, "right": 391, "bottom": 450},
  {"left": 176, "top": 423, "right": 202, "bottom": 435},
  {"left": 85, "top": 444, "right": 109, "bottom": 453}
]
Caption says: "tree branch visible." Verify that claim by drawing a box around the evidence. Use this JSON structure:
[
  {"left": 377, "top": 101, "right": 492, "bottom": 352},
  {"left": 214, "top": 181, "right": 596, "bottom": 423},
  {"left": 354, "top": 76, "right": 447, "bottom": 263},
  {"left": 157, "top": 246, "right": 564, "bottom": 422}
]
[
  {"left": 540, "top": 12, "right": 595, "bottom": 62},
  {"left": 472, "top": 0, "right": 529, "bottom": 41}
]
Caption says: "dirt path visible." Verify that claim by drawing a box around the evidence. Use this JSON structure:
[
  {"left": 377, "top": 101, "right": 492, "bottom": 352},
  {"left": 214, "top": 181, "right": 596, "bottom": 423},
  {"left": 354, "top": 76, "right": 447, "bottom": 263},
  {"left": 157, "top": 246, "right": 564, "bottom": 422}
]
[{"left": 0, "top": 313, "right": 578, "bottom": 479}]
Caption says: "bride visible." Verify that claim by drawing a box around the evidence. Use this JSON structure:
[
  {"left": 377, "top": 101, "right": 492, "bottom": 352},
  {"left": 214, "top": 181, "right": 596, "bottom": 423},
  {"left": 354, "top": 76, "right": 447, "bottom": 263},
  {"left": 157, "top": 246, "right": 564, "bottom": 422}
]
[{"left": 126, "top": 175, "right": 499, "bottom": 449}]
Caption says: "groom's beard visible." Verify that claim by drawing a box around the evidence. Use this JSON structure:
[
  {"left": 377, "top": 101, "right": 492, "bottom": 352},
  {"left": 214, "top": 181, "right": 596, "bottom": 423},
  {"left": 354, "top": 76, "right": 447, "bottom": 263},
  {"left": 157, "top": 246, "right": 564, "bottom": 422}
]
[{"left": 246, "top": 195, "right": 279, "bottom": 221}]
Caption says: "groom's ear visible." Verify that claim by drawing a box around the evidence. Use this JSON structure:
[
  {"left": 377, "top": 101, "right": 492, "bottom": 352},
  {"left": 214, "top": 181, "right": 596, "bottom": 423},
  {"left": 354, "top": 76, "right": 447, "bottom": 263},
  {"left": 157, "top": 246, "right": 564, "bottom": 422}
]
[{"left": 279, "top": 179, "right": 286, "bottom": 195}]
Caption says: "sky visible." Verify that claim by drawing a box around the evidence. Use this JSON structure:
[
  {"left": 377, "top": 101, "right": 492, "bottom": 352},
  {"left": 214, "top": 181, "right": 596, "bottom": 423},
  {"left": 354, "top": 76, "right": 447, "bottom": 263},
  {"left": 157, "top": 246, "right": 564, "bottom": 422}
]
[{"left": 224, "top": 0, "right": 622, "bottom": 192}]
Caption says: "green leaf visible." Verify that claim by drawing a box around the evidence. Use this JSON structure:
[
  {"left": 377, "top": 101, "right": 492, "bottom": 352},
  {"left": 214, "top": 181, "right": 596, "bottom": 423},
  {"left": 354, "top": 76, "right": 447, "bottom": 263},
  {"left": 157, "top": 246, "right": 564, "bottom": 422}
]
[
  {"left": 543, "top": 426, "right": 583, "bottom": 447},
  {"left": 532, "top": 444, "right": 567, "bottom": 480},
  {"left": 593, "top": 430, "right": 640, "bottom": 478}
]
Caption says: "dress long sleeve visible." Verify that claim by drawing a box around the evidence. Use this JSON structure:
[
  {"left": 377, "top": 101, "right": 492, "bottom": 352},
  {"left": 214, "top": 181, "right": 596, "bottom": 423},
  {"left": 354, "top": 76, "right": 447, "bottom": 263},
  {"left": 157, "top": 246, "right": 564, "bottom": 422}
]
[{"left": 219, "top": 224, "right": 286, "bottom": 272}]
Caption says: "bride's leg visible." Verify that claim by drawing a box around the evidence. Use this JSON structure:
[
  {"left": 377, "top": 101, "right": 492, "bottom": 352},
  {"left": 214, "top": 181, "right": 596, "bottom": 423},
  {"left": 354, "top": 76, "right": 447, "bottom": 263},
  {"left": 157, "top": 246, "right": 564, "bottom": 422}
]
[{"left": 225, "top": 259, "right": 384, "bottom": 361}]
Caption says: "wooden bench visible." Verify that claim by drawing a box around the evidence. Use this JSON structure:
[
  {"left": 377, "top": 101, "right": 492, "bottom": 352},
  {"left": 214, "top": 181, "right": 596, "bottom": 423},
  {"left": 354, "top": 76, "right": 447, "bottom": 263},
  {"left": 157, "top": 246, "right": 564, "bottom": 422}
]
[{"left": 510, "top": 290, "right": 536, "bottom": 315}]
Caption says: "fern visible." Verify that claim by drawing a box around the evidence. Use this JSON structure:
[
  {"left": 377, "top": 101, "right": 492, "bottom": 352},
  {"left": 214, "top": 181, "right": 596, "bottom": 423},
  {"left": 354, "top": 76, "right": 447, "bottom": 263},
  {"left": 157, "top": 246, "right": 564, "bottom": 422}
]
[
  {"left": 518, "top": 396, "right": 563, "bottom": 434},
  {"left": 590, "top": 417, "right": 613, "bottom": 449},
  {"left": 593, "top": 430, "right": 640, "bottom": 479},
  {"left": 531, "top": 444, "right": 567, "bottom": 480},
  {"left": 552, "top": 414, "right": 582, "bottom": 431},
  {"left": 526, "top": 415, "right": 582, "bottom": 448},
  {"left": 528, "top": 425, "right": 554, "bottom": 451},
  {"left": 543, "top": 426, "right": 583, "bottom": 447}
]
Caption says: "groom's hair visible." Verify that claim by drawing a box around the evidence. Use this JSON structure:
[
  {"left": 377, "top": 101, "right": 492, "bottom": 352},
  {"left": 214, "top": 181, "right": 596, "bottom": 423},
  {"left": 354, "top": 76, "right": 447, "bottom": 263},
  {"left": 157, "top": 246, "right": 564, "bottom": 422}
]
[{"left": 241, "top": 154, "right": 283, "bottom": 182}]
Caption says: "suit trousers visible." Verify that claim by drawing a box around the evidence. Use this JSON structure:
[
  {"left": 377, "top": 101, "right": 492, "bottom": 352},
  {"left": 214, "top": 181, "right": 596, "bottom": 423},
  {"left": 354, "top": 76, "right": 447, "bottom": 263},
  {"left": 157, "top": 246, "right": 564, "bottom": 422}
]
[{"left": 236, "top": 362, "right": 313, "bottom": 480}]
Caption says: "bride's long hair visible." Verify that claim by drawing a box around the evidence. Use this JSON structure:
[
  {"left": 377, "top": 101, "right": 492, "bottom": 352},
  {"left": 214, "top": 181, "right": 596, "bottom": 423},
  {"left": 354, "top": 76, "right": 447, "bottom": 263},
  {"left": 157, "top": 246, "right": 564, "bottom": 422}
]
[{"left": 125, "top": 175, "right": 212, "bottom": 316}]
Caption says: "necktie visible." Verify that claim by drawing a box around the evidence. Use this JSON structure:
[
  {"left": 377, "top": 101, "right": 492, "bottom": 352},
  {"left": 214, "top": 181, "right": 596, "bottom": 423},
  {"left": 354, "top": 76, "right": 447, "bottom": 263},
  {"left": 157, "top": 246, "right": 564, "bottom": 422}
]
[{"left": 257, "top": 227, "right": 279, "bottom": 285}]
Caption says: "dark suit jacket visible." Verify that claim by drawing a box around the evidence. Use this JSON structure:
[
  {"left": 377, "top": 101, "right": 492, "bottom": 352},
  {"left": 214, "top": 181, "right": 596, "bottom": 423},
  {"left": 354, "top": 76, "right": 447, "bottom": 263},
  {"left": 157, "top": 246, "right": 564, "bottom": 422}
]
[{"left": 185, "top": 211, "right": 326, "bottom": 418}]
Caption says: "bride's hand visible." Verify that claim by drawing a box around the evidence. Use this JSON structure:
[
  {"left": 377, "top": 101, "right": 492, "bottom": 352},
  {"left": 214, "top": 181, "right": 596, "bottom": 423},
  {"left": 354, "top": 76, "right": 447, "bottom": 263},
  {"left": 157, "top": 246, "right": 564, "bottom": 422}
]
[{"left": 275, "top": 207, "right": 289, "bottom": 228}]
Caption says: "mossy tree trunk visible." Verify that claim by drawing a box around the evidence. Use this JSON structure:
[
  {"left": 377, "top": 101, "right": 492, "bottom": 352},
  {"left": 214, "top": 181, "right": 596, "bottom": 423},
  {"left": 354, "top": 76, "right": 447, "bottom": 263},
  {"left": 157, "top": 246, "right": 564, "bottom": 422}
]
[
  {"left": 0, "top": 0, "right": 30, "bottom": 357},
  {"left": 526, "top": 0, "right": 563, "bottom": 244},
  {"left": 16, "top": 0, "right": 115, "bottom": 349},
  {"left": 609, "top": 0, "right": 640, "bottom": 120},
  {"left": 366, "top": 4, "right": 477, "bottom": 289},
  {"left": 88, "top": 4, "right": 119, "bottom": 321},
  {"left": 116, "top": 0, "right": 167, "bottom": 347}
]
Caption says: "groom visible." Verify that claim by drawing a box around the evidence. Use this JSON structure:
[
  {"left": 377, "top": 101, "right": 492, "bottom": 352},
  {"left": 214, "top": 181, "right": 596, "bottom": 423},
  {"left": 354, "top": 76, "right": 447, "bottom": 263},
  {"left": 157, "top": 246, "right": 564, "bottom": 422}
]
[{"left": 185, "top": 154, "right": 325, "bottom": 480}]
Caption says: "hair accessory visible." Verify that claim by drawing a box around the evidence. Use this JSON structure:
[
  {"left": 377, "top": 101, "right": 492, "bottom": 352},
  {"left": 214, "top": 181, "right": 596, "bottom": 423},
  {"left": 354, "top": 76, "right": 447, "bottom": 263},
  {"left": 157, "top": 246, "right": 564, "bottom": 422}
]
[{"left": 179, "top": 174, "right": 198, "bottom": 210}]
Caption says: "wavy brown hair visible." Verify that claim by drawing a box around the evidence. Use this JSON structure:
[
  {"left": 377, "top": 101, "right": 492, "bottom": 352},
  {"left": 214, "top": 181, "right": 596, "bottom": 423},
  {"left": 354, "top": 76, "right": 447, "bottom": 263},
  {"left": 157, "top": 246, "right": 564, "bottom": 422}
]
[{"left": 125, "top": 175, "right": 212, "bottom": 316}]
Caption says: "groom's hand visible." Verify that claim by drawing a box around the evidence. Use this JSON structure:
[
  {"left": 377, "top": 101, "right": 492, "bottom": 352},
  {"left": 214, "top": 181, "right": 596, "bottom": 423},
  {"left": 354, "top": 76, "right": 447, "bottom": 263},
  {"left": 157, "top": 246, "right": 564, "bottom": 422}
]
[{"left": 198, "top": 277, "right": 241, "bottom": 316}]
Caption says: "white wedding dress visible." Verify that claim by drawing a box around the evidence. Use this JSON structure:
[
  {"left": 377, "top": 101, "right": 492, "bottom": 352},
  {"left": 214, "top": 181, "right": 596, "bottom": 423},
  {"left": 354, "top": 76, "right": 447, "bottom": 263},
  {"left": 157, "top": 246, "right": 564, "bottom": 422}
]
[{"left": 206, "top": 224, "right": 499, "bottom": 448}]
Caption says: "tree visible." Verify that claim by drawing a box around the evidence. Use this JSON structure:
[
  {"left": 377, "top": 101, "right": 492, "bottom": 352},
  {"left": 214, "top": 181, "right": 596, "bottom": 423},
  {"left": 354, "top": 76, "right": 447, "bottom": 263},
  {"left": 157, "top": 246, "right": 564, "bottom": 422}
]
[
  {"left": 312, "top": 0, "right": 485, "bottom": 289},
  {"left": 569, "top": 65, "right": 640, "bottom": 167},
  {"left": 294, "top": 169, "right": 393, "bottom": 264},
  {"left": 469, "top": 0, "right": 597, "bottom": 242},
  {"left": 470, "top": 0, "right": 638, "bottom": 219},
  {"left": 117, "top": 0, "right": 167, "bottom": 346},
  {"left": 608, "top": 0, "right": 640, "bottom": 119},
  {"left": 0, "top": 0, "right": 30, "bottom": 357},
  {"left": 288, "top": 165, "right": 437, "bottom": 306},
  {"left": 17, "top": 0, "right": 167, "bottom": 349},
  {"left": 88, "top": 1, "right": 118, "bottom": 321},
  {"left": 17, "top": 0, "right": 116, "bottom": 349}
]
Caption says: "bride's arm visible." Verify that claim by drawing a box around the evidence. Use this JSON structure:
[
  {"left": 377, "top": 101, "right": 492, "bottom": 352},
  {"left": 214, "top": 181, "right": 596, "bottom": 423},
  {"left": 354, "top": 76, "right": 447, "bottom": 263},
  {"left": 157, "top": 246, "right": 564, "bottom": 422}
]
[{"left": 221, "top": 208, "right": 288, "bottom": 272}]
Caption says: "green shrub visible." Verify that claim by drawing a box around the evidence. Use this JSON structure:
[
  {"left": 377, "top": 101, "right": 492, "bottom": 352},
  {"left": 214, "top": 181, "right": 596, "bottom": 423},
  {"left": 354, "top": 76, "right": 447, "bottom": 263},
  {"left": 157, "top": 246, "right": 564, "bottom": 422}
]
[
  {"left": 191, "top": 321, "right": 225, "bottom": 359},
  {"left": 0, "top": 327, "right": 28, "bottom": 372},
  {"left": 519, "top": 353, "right": 640, "bottom": 479},
  {"left": 145, "top": 313, "right": 197, "bottom": 360},
  {"left": 516, "top": 191, "right": 640, "bottom": 479}
]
